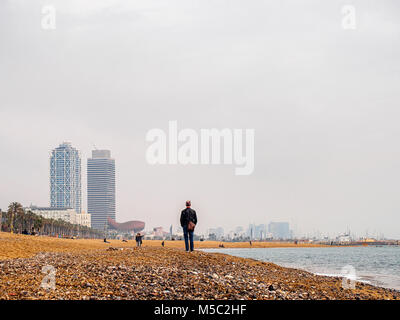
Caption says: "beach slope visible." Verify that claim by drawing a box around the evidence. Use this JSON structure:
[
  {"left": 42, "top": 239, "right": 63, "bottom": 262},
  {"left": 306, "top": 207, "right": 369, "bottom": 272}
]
[{"left": 0, "top": 239, "right": 399, "bottom": 300}]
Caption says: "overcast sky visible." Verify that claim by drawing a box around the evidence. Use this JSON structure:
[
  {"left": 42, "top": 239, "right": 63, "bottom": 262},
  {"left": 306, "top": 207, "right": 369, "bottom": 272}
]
[{"left": 1, "top": 0, "right": 400, "bottom": 238}]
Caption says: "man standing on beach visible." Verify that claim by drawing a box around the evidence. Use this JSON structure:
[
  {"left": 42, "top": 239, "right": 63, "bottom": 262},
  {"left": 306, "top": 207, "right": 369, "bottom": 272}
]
[{"left": 180, "top": 200, "right": 197, "bottom": 252}]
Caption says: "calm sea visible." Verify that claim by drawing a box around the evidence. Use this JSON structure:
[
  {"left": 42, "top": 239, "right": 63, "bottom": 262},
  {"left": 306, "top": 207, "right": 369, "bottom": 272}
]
[{"left": 202, "top": 246, "right": 400, "bottom": 291}]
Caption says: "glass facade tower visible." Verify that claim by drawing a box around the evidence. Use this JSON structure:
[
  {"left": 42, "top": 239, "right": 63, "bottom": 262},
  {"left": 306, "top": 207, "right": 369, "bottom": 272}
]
[
  {"left": 87, "top": 150, "right": 116, "bottom": 230},
  {"left": 50, "top": 142, "right": 82, "bottom": 213}
]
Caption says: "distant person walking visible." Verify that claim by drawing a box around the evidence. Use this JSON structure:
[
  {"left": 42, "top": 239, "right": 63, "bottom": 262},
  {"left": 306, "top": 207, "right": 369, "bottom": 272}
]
[
  {"left": 180, "top": 200, "right": 197, "bottom": 252},
  {"left": 135, "top": 233, "right": 143, "bottom": 247}
]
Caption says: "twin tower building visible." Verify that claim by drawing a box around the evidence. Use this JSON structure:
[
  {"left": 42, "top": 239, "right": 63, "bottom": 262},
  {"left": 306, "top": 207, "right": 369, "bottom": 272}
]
[{"left": 49, "top": 142, "right": 115, "bottom": 230}]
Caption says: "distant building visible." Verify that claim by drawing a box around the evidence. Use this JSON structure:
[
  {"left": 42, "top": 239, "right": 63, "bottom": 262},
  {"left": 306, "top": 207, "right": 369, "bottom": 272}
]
[
  {"left": 247, "top": 224, "right": 254, "bottom": 238},
  {"left": 107, "top": 217, "right": 145, "bottom": 234},
  {"left": 235, "top": 226, "right": 244, "bottom": 235},
  {"left": 50, "top": 142, "right": 81, "bottom": 213},
  {"left": 255, "top": 224, "right": 267, "bottom": 239},
  {"left": 247, "top": 224, "right": 267, "bottom": 240},
  {"left": 268, "top": 222, "right": 291, "bottom": 239},
  {"left": 336, "top": 233, "right": 351, "bottom": 242},
  {"left": 208, "top": 227, "right": 224, "bottom": 240},
  {"left": 360, "top": 237, "right": 377, "bottom": 243},
  {"left": 76, "top": 211, "right": 91, "bottom": 228},
  {"left": 28, "top": 206, "right": 91, "bottom": 227},
  {"left": 175, "top": 226, "right": 183, "bottom": 237},
  {"left": 87, "top": 150, "right": 116, "bottom": 230},
  {"left": 153, "top": 227, "right": 166, "bottom": 237}
]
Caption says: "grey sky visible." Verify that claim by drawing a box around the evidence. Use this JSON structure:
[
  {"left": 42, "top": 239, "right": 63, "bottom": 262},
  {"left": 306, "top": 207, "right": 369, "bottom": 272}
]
[{"left": 1, "top": 0, "right": 400, "bottom": 238}]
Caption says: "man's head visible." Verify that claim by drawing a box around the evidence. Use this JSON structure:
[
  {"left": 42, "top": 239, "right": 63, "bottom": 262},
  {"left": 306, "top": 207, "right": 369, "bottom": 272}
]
[{"left": 186, "top": 200, "right": 191, "bottom": 207}]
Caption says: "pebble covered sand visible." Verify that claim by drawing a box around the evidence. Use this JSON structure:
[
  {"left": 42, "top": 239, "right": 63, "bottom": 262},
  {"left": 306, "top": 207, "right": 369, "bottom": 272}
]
[
  {"left": 0, "top": 232, "right": 328, "bottom": 260},
  {"left": 1, "top": 245, "right": 399, "bottom": 300}
]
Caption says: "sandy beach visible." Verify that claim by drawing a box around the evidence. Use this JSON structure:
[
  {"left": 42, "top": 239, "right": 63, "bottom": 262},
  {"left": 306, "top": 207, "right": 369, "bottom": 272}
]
[
  {"left": 0, "top": 232, "right": 329, "bottom": 260},
  {"left": 0, "top": 232, "right": 398, "bottom": 300}
]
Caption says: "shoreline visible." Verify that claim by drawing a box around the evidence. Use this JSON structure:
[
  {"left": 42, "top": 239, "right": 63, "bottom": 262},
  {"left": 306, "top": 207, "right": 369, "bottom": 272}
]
[
  {"left": 1, "top": 232, "right": 399, "bottom": 300},
  {"left": 0, "top": 232, "right": 399, "bottom": 300},
  {"left": 0, "top": 232, "right": 334, "bottom": 260},
  {"left": 0, "top": 247, "right": 398, "bottom": 300},
  {"left": 202, "top": 247, "right": 400, "bottom": 292}
]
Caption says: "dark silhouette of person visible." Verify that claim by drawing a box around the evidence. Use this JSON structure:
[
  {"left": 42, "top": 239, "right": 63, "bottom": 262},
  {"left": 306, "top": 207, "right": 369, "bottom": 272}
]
[
  {"left": 180, "top": 200, "right": 197, "bottom": 252},
  {"left": 162, "top": 240, "right": 165, "bottom": 247},
  {"left": 135, "top": 233, "right": 143, "bottom": 247}
]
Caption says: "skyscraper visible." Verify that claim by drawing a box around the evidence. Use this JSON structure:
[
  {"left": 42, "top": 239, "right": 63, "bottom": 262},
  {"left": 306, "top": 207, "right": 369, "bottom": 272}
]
[
  {"left": 268, "top": 222, "right": 291, "bottom": 239},
  {"left": 87, "top": 150, "right": 116, "bottom": 230},
  {"left": 50, "top": 142, "right": 82, "bottom": 213}
]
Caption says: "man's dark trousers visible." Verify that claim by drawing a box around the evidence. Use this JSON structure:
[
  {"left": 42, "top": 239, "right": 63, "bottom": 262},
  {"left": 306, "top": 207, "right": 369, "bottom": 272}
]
[{"left": 183, "top": 226, "right": 194, "bottom": 252}]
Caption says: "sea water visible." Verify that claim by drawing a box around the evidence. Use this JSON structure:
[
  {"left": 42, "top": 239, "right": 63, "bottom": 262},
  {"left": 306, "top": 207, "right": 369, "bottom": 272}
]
[{"left": 202, "top": 246, "right": 400, "bottom": 290}]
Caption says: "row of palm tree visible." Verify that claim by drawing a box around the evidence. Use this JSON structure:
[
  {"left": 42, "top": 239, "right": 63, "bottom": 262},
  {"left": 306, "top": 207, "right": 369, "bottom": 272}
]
[{"left": 0, "top": 202, "right": 103, "bottom": 239}]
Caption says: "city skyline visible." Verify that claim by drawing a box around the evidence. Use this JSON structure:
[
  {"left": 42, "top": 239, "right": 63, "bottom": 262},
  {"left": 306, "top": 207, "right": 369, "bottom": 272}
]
[
  {"left": 1, "top": 1, "right": 400, "bottom": 238},
  {"left": 0, "top": 139, "right": 398, "bottom": 239}
]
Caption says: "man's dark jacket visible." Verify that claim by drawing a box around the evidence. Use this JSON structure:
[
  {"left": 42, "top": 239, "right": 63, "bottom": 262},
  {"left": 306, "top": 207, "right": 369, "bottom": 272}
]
[{"left": 180, "top": 208, "right": 197, "bottom": 229}]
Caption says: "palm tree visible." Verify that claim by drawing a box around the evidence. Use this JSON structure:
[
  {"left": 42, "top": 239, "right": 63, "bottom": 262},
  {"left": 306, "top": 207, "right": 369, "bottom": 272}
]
[
  {"left": 8, "top": 202, "right": 24, "bottom": 234},
  {"left": 25, "top": 210, "right": 35, "bottom": 233},
  {"left": 1, "top": 202, "right": 103, "bottom": 239},
  {"left": 34, "top": 216, "right": 43, "bottom": 235}
]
